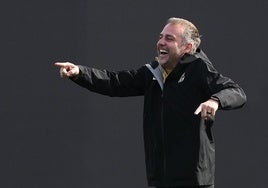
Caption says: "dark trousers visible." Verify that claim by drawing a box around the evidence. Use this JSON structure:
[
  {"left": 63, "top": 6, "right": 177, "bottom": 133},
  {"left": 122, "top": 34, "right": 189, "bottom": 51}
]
[{"left": 156, "top": 185, "right": 214, "bottom": 188}]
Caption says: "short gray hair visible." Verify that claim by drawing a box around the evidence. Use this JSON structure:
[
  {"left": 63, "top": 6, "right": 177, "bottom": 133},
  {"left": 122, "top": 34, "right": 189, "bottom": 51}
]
[{"left": 167, "top": 17, "right": 201, "bottom": 54}]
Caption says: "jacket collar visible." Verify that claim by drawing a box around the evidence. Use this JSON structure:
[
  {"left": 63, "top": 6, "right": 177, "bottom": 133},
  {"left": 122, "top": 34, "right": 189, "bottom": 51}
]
[
  {"left": 180, "top": 48, "right": 210, "bottom": 64},
  {"left": 166, "top": 48, "right": 211, "bottom": 81},
  {"left": 145, "top": 48, "right": 210, "bottom": 90}
]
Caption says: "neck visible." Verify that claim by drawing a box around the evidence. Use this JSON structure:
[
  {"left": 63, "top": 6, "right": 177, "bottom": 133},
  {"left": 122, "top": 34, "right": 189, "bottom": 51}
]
[{"left": 161, "top": 61, "right": 178, "bottom": 73}]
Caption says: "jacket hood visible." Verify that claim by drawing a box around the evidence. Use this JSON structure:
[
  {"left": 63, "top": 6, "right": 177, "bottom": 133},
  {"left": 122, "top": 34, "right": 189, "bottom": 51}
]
[{"left": 180, "top": 48, "right": 211, "bottom": 65}]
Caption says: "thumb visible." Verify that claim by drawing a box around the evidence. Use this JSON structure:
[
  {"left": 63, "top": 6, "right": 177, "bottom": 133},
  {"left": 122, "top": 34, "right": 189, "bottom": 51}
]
[
  {"left": 67, "top": 69, "right": 76, "bottom": 76},
  {"left": 66, "top": 65, "right": 79, "bottom": 77}
]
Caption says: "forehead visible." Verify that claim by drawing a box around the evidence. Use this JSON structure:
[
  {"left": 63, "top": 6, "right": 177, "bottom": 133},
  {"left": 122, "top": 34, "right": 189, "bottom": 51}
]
[{"left": 160, "top": 23, "right": 184, "bottom": 37}]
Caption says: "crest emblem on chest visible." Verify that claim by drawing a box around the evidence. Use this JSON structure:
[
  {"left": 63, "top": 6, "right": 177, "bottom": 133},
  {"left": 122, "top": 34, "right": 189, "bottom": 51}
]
[{"left": 178, "top": 73, "right": 185, "bottom": 83}]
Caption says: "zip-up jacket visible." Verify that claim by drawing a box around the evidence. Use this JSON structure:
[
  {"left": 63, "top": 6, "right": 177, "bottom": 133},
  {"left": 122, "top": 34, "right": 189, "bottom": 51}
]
[{"left": 71, "top": 49, "right": 246, "bottom": 187}]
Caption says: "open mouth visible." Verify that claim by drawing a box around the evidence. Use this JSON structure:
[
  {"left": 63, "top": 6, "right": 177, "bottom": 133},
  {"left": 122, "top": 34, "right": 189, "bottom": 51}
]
[{"left": 159, "top": 49, "right": 168, "bottom": 57}]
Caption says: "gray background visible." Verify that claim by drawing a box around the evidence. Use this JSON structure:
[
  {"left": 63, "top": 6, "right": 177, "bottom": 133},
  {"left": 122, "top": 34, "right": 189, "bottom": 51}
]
[{"left": 0, "top": 0, "right": 267, "bottom": 188}]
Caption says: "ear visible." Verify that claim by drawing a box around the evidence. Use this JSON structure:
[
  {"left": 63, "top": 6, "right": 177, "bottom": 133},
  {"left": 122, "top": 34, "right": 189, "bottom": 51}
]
[{"left": 184, "top": 43, "right": 192, "bottom": 53}]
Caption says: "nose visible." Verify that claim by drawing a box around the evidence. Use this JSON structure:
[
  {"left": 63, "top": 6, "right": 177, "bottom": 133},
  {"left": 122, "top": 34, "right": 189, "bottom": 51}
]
[{"left": 157, "top": 37, "right": 165, "bottom": 46}]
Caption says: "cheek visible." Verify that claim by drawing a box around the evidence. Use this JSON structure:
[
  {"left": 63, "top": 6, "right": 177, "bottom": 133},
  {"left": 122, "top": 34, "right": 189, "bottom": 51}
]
[{"left": 171, "top": 46, "right": 181, "bottom": 55}]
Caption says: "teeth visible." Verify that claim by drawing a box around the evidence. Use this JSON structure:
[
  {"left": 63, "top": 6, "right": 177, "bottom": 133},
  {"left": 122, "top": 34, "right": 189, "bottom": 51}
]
[{"left": 160, "top": 49, "right": 168, "bottom": 54}]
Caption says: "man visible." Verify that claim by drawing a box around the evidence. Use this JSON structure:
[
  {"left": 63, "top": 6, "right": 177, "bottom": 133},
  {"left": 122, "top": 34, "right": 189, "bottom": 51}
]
[{"left": 55, "top": 17, "right": 246, "bottom": 188}]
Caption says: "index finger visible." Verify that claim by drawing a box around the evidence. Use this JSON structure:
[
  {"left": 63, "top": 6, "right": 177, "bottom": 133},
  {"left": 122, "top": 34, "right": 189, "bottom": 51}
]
[
  {"left": 54, "top": 62, "right": 68, "bottom": 67},
  {"left": 194, "top": 105, "right": 201, "bottom": 115}
]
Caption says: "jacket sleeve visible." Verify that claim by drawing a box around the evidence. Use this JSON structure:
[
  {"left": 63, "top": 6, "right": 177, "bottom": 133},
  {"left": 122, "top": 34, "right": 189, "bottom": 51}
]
[
  {"left": 70, "top": 65, "right": 147, "bottom": 97},
  {"left": 201, "top": 61, "right": 247, "bottom": 110}
]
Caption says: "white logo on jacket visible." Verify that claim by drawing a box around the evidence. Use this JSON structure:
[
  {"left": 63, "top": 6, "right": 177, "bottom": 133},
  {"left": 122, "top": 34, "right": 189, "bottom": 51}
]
[{"left": 178, "top": 73, "right": 185, "bottom": 83}]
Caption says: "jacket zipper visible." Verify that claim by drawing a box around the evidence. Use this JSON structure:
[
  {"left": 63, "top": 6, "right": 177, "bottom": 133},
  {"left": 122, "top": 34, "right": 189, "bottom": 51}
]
[{"left": 161, "top": 89, "right": 167, "bottom": 184}]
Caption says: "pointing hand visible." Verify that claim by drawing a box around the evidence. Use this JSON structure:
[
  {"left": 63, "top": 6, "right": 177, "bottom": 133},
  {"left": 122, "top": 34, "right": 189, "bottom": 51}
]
[
  {"left": 54, "top": 62, "right": 79, "bottom": 78},
  {"left": 194, "top": 99, "right": 219, "bottom": 120}
]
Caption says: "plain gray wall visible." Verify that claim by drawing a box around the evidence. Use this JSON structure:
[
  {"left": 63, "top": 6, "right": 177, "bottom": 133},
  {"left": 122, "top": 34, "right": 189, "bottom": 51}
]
[{"left": 0, "top": 0, "right": 267, "bottom": 188}]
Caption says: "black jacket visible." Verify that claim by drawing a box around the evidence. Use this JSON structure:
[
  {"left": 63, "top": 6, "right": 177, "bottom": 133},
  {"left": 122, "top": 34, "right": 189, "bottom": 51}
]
[{"left": 72, "top": 49, "right": 246, "bottom": 187}]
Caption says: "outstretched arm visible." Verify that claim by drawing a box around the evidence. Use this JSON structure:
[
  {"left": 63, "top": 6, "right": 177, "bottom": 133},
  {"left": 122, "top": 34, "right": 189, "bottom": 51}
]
[{"left": 54, "top": 62, "right": 147, "bottom": 97}]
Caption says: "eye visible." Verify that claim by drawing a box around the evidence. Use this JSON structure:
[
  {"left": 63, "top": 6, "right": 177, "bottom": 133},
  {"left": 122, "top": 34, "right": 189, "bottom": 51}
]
[{"left": 166, "top": 36, "right": 174, "bottom": 42}]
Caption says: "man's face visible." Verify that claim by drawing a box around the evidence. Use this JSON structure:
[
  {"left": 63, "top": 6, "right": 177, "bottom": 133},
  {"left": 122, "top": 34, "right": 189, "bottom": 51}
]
[{"left": 157, "top": 23, "right": 188, "bottom": 68}]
